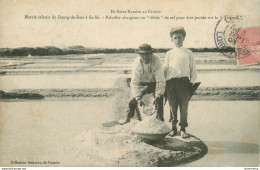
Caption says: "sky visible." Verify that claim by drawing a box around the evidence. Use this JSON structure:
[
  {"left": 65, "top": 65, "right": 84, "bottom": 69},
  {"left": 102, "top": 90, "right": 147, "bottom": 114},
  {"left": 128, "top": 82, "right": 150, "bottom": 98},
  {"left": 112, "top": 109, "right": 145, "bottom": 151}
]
[{"left": 0, "top": 0, "right": 259, "bottom": 49}]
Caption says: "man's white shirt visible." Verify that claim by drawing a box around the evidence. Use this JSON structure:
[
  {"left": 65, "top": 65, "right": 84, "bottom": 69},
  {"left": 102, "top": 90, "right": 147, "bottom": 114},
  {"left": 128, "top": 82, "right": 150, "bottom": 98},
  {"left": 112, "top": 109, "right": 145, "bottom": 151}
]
[{"left": 130, "top": 54, "right": 166, "bottom": 99}]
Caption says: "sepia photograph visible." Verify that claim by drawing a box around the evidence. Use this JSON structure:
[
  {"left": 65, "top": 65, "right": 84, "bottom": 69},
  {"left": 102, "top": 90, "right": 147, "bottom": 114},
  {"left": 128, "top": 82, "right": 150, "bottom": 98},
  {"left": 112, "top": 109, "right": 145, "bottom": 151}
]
[{"left": 0, "top": 0, "right": 259, "bottom": 168}]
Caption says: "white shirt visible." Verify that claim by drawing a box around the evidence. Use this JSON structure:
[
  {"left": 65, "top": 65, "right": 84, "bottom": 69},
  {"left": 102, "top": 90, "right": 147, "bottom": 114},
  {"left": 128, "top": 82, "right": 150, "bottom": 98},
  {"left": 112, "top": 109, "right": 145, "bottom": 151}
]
[
  {"left": 163, "top": 47, "right": 197, "bottom": 83},
  {"left": 131, "top": 54, "right": 166, "bottom": 99}
]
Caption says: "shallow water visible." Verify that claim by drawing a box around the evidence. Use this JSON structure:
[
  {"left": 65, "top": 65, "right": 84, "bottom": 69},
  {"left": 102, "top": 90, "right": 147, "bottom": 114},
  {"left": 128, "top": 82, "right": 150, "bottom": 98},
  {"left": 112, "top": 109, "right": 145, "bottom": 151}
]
[
  {"left": 0, "top": 71, "right": 259, "bottom": 92},
  {"left": 22, "top": 63, "right": 90, "bottom": 67},
  {"left": 0, "top": 73, "right": 120, "bottom": 91},
  {"left": 197, "top": 71, "right": 260, "bottom": 87},
  {"left": 0, "top": 68, "right": 76, "bottom": 72}
]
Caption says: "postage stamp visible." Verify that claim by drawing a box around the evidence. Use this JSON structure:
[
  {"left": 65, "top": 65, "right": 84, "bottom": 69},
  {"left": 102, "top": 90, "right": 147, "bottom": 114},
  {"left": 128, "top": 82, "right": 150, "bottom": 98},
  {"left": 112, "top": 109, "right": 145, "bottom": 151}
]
[
  {"left": 214, "top": 15, "right": 242, "bottom": 58},
  {"left": 235, "top": 27, "right": 260, "bottom": 66}
]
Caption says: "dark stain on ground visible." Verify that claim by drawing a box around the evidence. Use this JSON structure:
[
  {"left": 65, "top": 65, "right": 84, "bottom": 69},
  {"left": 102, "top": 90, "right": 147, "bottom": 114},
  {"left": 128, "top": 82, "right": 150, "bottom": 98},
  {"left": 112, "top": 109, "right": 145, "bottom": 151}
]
[{"left": 0, "top": 90, "right": 44, "bottom": 100}]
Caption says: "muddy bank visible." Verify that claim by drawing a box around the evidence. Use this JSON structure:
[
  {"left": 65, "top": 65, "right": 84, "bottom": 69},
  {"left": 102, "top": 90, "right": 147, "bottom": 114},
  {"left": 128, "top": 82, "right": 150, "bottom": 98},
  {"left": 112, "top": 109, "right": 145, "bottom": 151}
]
[
  {"left": 9, "top": 88, "right": 117, "bottom": 98},
  {"left": 72, "top": 120, "right": 208, "bottom": 167},
  {"left": 193, "top": 86, "right": 260, "bottom": 101},
  {"left": 4, "top": 85, "right": 259, "bottom": 101},
  {"left": 0, "top": 90, "right": 44, "bottom": 100}
]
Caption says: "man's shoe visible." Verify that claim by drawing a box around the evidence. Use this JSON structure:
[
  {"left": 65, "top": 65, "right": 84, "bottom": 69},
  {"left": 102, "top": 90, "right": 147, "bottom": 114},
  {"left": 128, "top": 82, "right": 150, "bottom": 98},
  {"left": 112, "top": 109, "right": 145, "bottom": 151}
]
[
  {"left": 180, "top": 130, "right": 188, "bottom": 138},
  {"left": 180, "top": 127, "right": 188, "bottom": 138},
  {"left": 168, "top": 126, "right": 177, "bottom": 137},
  {"left": 120, "top": 118, "right": 130, "bottom": 125},
  {"left": 169, "top": 130, "right": 177, "bottom": 137}
]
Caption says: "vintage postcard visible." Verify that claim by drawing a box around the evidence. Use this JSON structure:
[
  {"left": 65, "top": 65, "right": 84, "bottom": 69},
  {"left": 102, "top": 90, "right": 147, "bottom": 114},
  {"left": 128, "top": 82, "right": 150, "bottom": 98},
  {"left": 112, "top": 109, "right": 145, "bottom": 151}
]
[{"left": 0, "top": 0, "right": 259, "bottom": 167}]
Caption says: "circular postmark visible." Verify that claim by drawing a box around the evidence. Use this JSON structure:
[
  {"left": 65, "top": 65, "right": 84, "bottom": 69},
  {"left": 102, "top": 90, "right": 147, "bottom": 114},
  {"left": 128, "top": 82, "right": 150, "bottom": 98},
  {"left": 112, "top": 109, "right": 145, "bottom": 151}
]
[{"left": 214, "top": 15, "right": 244, "bottom": 58}]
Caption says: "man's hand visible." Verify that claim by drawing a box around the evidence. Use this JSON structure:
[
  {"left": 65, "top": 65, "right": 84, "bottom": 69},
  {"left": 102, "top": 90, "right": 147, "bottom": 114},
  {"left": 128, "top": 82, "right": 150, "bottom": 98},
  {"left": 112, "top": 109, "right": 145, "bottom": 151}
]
[
  {"left": 134, "top": 97, "right": 144, "bottom": 107},
  {"left": 138, "top": 99, "right": 145, "bottom": 107},
  {"left": 153, "top": 96, "right": 161, "bottom": 110}
]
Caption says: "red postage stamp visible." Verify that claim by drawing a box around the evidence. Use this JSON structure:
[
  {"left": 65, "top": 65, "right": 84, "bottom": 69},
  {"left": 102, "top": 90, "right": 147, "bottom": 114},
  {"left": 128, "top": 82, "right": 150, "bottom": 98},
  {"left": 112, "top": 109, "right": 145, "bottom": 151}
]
[{"left": 236, "top": 27, "right": 260, "bottom": 66}]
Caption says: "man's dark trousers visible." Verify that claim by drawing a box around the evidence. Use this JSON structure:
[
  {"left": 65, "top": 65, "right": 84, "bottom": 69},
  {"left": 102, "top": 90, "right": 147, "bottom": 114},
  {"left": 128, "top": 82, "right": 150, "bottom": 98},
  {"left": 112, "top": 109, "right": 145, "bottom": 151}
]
[
  {"left": 166, "top": 77, "right": 191, "bottom": 128},
  {"left": 127, "top": 82, "right": 164, "bottom": 121}
]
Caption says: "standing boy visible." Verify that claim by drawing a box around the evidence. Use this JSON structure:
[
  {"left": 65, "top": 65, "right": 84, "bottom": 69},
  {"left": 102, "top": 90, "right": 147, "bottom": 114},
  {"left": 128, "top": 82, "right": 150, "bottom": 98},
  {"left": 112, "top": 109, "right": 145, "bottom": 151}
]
[
  {"left": 123, "top": 43, "right": 165, "bottom": 124},
  {"left": 163, "top": 27, "right": 197, "bottom": 138}
]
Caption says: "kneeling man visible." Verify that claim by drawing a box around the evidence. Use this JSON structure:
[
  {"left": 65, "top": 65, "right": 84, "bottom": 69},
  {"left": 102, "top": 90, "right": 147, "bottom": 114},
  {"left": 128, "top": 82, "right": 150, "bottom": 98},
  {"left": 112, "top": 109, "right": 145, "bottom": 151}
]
[{"left": 124, "top": 43, "right": 165, "bottom": 124}]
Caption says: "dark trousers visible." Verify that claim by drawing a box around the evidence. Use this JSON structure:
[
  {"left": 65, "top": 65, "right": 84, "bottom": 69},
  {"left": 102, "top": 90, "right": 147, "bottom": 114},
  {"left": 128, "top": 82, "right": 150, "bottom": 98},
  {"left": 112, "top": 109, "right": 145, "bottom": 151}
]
[
  {"left": 127, "top": 82, "right": 164, "bottom": 121},
  {"left": 166, "top": 77, "right": 191, "bottom": 128}
]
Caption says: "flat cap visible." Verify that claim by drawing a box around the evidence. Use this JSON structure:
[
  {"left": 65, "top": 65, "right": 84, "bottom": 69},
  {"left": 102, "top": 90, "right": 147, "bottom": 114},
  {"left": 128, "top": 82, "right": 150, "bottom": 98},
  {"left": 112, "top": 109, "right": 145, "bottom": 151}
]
[{"left": 170, "top": 27, "right": 186, "bottom": 37}]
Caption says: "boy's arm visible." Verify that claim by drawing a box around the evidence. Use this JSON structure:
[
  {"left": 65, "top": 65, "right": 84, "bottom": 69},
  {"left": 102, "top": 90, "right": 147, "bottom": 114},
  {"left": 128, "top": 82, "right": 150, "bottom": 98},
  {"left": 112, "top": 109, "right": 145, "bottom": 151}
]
[
  {"left": 189, "top": 52, "right": 197, "bottom": 83},
  {"left": 163, "top": 52, "right": 169, "bottom": 78},
  {"left": 130, "top": 59, "right": 142, "bottom": 100}
]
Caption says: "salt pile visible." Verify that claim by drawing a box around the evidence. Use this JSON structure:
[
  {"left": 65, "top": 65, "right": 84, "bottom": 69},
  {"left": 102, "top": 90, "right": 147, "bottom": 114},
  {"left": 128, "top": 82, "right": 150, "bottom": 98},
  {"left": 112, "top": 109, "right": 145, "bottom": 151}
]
[{"left": 132, "top": 116, "right": 171, "bottom": 134}]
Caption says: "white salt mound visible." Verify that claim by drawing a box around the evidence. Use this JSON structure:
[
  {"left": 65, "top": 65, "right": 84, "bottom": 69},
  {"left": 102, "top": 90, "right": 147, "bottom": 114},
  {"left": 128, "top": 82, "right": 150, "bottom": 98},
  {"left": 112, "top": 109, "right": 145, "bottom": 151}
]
[{"left": 132, "top": 116, "right": 171, "bottom": 134}]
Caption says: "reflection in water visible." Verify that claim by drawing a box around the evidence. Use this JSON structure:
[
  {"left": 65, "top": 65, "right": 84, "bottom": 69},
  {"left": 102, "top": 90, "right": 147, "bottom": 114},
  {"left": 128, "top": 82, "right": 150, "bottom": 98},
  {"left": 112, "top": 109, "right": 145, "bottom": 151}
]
[{"left": 207, "top": 141, "right": 259, "bottom": 154}]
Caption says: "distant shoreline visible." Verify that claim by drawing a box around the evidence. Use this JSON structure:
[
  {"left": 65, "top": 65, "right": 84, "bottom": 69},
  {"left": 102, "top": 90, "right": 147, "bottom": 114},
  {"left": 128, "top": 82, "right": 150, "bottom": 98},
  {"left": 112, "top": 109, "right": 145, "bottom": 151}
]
[{"left": 0, "top": 46, "right": 235, "bottom": 57}]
